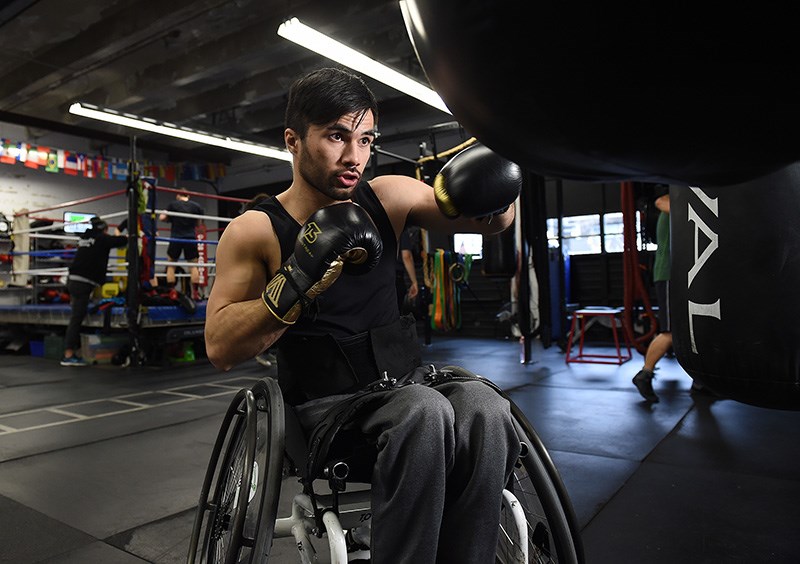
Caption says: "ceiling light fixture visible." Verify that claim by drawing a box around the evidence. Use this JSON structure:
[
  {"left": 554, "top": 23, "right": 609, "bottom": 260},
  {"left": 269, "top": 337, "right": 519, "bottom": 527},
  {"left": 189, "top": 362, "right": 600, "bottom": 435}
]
[
  {"left": 277, "top": 17, "right": 451, "bottom": 115},
  {"left": 68, "top": 102, "right": 293, "bottom": 162}
]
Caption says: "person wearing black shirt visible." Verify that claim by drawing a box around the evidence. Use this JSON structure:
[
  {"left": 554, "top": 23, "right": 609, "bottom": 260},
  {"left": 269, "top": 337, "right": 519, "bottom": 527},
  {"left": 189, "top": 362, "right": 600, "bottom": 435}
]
[
  {"left": 395, "top": 226, "right": 419, "bottom": 313},
  {"left": 159, "top": 188, "right": 204, "bottom": 295},
  {"left": 61, "top": 217, "right": 127, "bottom": 366},
  {"left": 204, "top": 68, "right": 523, "bottom": 562}
]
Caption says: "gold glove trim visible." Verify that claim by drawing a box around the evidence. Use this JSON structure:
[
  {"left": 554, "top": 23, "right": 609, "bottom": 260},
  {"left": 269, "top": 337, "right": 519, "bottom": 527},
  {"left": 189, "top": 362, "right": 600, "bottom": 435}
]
[
  {"left": 264, "top": 273, "right": 286, "bottom": 308},
  {"left": 261, "top": 291, "right": 296, "bottom": 325},
  {"left": 433, "top": 175, "right": 459, "bottom": 218},
  {"left": 262, "top": 272, "right": 296, "bottom": 325}
]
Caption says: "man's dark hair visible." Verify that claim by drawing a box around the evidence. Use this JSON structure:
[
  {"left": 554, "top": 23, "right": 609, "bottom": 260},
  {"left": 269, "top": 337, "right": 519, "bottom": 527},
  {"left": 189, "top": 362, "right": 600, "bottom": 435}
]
[{"left": 285, "top": 67, "right": 379, "bottom": 138}]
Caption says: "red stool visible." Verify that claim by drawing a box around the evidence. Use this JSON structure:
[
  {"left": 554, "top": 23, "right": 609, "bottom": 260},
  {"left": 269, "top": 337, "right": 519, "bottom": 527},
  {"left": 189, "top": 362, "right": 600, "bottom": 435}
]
[{"left": 565, "top": 307, "right": 632, "bottom": 365}]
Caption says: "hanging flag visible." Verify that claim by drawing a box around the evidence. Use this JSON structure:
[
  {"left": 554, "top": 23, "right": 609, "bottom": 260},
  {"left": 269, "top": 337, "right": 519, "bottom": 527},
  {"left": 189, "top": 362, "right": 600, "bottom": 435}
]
[
  {"left": 16, "top": 142, "right": 28, "bottom": 163},
  {"left": 64, "top": 152, "right": 78, "bottom": 175},
  {"left": 0, "top": 139, "right": 15, "bottom": 164},
  {"left": 181, "top": 163, "right": 201, "bottom": 181},
  {"left": 0, "top": 136, "right": 219, "bottom": 183},
  {"left": 206, "top": 162, "right": 226, "bottom": 180},
  {"left": 98, "top": 158, "right": 111, "bottom": 179},
  {"left": 164, "top": 165, "right": 176, "bottom": 183},
  {"left": 83, "top": 156, "right": 95, "bottom": 178},
  {"left": 45, "top": 149, "right": 59, "bottom": 173},
  {"left": 24, "top": 145, "right": 44, "bottom": 168},
  {"left": 23, "top": 147, "right": 37, "bottom": 168},
  {"left": 112, "top": 159, "right": 128, "bottom": 180}
]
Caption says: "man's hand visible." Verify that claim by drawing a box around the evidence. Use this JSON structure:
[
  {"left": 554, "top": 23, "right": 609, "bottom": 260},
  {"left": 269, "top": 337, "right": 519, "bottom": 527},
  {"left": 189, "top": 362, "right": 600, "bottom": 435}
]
[
  {"left": 433, "top": 144, "right": 522, "bottom": 220},
  {"left": 262, "top": 202, "right": 383, "bottom": 324}
]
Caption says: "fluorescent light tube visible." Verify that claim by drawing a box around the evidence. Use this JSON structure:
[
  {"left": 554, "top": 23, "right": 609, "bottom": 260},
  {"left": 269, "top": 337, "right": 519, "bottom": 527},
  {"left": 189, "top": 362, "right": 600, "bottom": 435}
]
[
  {"left": 277, "top": 17, "right": 451, "bottom": 115},
  {"left": 68, "top": 103, "right": 293, "bottom": 162}
]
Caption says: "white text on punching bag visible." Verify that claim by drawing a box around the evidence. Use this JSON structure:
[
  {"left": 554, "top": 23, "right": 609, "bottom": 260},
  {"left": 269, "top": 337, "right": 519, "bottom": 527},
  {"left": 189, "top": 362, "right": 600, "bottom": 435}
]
[{"left": 687, "top": 187, "right": 722, "bottom": 354}]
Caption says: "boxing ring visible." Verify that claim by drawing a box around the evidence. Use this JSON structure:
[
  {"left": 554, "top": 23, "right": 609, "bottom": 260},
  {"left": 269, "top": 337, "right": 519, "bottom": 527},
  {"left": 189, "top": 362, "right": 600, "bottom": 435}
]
[{"left": 0, "top": 179, "right": 249, "bottom": 366}]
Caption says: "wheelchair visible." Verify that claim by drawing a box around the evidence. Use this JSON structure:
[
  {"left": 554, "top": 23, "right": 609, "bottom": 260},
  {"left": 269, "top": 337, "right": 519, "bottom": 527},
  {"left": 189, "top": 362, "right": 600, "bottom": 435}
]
[{"left": 187, "top": 364, "right": 585, "bottom": 563}]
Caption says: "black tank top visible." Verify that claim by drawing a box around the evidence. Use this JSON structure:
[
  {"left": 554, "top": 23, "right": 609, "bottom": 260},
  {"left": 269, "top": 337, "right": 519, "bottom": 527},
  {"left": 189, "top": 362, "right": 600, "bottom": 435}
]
[{"left": 253, "top": 180, "right": 400, "bottom": 339}]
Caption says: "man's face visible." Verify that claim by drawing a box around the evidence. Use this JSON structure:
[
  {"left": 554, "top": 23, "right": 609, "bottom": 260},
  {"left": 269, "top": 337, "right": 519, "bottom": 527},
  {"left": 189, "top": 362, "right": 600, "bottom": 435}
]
[{"left": 293, "top": 110, "right": 377, "bottom": 201}]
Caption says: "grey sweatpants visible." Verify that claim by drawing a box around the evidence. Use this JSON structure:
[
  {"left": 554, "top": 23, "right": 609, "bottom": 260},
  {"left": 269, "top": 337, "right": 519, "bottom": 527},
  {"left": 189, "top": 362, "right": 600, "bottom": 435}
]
[{"left": 296, "top": 371, "right": 521, "bottom": 563}]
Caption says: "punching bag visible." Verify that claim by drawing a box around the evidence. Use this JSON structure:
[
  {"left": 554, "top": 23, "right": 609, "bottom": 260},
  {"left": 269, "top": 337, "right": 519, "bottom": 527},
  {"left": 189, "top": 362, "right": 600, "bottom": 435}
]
[
  {"left": 401, "top": 0, "right": 800, "bottom": 186},
  {"left": 482, "top": 227, "right": 516, "bottom": 278},
  {"left": 670, "top": 168, "right": 800, "bottom": 410}
]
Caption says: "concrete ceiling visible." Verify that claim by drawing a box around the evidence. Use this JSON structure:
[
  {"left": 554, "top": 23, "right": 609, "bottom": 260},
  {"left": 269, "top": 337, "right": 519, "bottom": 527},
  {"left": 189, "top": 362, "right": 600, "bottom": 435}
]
[{"left": 0, "top": 0, "right": 466, "bottom": 192}]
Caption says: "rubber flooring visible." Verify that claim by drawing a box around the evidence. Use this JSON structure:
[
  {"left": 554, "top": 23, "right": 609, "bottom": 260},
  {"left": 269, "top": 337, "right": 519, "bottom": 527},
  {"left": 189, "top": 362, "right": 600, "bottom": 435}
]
[{"left": 1, "top": 335, "right": 798, "bottom": 563}]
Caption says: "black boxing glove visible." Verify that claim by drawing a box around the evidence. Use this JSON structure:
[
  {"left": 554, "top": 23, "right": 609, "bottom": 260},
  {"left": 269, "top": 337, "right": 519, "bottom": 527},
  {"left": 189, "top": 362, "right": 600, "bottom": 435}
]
[
  {"left": 262, "top": 202, "right": 383, "bottom": 324},
  {"left": 433, "top": 144, "right": 522, "bottom": 219}
]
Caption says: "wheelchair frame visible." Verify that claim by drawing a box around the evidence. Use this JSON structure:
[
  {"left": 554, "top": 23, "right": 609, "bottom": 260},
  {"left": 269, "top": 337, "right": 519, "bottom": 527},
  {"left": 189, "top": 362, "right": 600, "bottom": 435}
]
[{"left": 187, "top": 366, "right": 585, "bottom": 563}]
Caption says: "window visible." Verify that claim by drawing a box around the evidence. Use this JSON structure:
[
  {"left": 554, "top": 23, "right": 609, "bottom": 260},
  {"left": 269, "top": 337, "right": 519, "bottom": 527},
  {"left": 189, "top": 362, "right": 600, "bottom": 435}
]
[
  {"left": 453, "top": 233, "right": 483, "bottom": 259},
  {"left": 547, "top": 214, "right": 601, "bottom": 255},
  {"left": 603, "top": 213, "right": 625, "bottom": 253},
  {"left": 547, "top": 212, "right": 654, "bottom": 256}
]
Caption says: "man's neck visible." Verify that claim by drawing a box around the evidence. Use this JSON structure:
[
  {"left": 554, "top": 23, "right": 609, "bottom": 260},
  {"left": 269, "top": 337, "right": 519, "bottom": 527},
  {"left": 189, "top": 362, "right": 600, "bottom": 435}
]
[{"left": 278, "top": 181, "right": 351, "bottom": 225}]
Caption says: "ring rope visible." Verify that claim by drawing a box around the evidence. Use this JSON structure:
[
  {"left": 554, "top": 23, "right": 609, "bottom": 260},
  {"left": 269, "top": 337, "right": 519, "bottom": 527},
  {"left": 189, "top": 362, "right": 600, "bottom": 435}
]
[
  {"left": 154, "top": 236, "right": 218, "bottom": 245},
  {"left": 6, "top": 185, "right": 229, "bottom": 318},
  {"left": 14, "top": 189, "right": 127, "bottom": 217},
  {"left": 155, "top": 208, "right": 233, "bottom": 224},
  {"left": 155, "top": 185, "right": 249, "bottom": 204}
]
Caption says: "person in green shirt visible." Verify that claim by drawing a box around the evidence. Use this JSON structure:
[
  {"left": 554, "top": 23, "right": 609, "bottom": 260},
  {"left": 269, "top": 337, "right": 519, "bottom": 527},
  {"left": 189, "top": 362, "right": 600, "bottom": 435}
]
[{"left": 633, "top": 191, "right": 671, "bottom": 402}]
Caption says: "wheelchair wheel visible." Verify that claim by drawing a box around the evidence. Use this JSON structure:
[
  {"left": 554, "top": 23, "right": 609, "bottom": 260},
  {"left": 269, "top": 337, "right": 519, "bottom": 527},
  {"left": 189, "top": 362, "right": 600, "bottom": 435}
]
[
  {"left": 496, "top": 410, "right": 585, "bottom": 564},
  {"left": 245, "top": 378, "right": 286, "bottom": 560},
  {"left": 438, "top": 364, "right": 582, "bottom": 563},
  {"left": 187, "top": 378, "right": 285, "bottom": 564}
]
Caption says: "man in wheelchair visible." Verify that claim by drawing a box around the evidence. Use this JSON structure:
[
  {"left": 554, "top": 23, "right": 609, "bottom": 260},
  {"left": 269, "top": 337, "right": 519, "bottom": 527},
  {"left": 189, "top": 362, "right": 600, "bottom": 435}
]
[{"left": 205, "top": 67, "right": 524, "bottom": 563}]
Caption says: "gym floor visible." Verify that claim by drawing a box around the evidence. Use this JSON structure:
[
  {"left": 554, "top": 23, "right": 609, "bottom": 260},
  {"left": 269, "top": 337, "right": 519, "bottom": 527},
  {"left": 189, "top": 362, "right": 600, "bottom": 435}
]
[{"left": 1, "top": 334, "right": 799, "bottom": 563}]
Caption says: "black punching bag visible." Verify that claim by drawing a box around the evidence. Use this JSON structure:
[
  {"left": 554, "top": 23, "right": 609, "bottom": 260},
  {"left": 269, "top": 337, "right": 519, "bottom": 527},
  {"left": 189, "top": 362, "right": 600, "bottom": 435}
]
[
  {"left": 401, "top": 0, "right": 800, "bottom": 186},
  {"left": 670, "top": 168, "right": 800, "bottom": 410},
  {"left": 482, "top": 227, "right": 517, "bottom": 278}
]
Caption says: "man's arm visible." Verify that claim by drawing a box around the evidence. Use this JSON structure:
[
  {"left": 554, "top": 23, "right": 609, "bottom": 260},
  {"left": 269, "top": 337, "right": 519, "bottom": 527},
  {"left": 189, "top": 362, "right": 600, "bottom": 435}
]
[
  {"left": 101, "top": 234, "right": 128, "bottom": 249},
  {"left": 401, "top": 248, "right": 418, "bottom": 299},
  {"left": 655, "top": 193, "right": 670, "bottom": 213},
  {"left": 206, "top": 203, "right": 383, "bottom": 371},
  {"left": 205, "top": 212, "right": 287, "bottom": 371},
  {"left": 372, "top": 145, "right": 519, "bottom": 238}
]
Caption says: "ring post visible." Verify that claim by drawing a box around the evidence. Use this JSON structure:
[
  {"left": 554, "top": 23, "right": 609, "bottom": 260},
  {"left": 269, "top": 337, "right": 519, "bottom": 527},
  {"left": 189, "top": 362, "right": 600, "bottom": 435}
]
[{"left": 126, "top": 142, "right": 143, "bottom": 367}]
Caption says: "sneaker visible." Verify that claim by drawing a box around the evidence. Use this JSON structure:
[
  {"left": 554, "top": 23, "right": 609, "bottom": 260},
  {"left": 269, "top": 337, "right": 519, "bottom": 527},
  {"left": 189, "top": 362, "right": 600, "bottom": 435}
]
[
  {"left": 632, "top": 369, "right": 659, "bottom": 402},
  {"left": 60, "top": 356, "right": 89, "bottom": 367}
]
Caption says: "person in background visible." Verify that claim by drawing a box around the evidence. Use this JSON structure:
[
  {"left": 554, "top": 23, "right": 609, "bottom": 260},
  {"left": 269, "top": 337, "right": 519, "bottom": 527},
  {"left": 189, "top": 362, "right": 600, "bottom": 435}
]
[
  {"left": 159, "top": 188, "right": 204, "bottom": 298},
  {"left": 632, "top": 190, "right": 672, "bottom": 401},
  {"left": 61, "top": 217, "right": 127, "bottom": 366},
  {"left": 204, "top": 67, "right": 522, "bottom": 562},
  {"left": 114, "top": 217, "right": 127, "bottom": 236},
  {"left": 240, "top": 192, "right": 270, "bottom": 215},
  {"left": 395, "top": 226, "right": 419, "bottom": 314}
]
